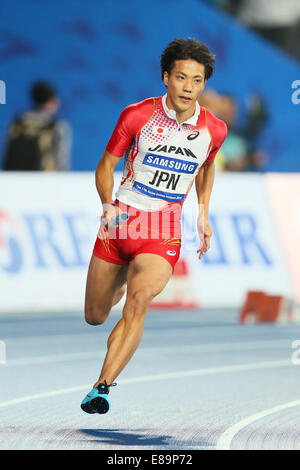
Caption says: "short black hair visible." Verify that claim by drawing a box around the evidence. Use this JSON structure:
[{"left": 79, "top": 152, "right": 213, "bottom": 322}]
[
  {"left": 31, "top": 81, "right": 57, "bottom": 106},
  {"left": 160, "top": 38, "right": 215, "bottom": 81}
]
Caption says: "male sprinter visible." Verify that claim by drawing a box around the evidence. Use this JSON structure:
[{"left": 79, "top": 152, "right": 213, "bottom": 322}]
[{"left": 81, "top": 38, "right": 227, "bottom": 414}]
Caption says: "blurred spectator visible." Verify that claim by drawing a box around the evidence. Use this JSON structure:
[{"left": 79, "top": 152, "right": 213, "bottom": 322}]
[
  {"left": 201, "top": 0, "right": 242, "bottom": 16},
  {"left": 237, "top": 0, "right": 300, "bottom": 60},
  {"left": 2, "top": 81, "right": 72, "bottom": 171},
  {"left": 199, "top": 90, "right": 248, "bottom": 171},
  {"left": 199, "top": 89, "right": 268, "bottom": 171},
  {"left": 205, "top": 0, "right": 300, "bottom": 61},
  {"left": 243, "top": 93, "right": 268, "bottom": 171}
]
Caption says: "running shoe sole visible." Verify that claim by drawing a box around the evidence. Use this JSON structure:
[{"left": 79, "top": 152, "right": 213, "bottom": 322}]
[
  {"left": 81, "top": 396, "right": 109, "bottom": 414},
  {"left": 80, "top": 400, "right": 96, "bottom": 414}
]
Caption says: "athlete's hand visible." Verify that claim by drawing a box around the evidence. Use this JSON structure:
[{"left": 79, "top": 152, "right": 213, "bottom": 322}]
[
  {"left": 97, "top": 203, "right": 122, "bottom": 240},
  {"left": 197, "top": 218, "right": 212, "bottom": 260},
  {"left": 101, "top": 203, "right": 122, "bottom": 228}
]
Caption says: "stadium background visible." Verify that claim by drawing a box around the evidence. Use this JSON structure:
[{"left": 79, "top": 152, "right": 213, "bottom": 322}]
[
  {"left": 1, "top": 0, "right": 300, "bottom": 452},
  {"left": 0, "top": 0, "right": 300, "bottom": 172}
]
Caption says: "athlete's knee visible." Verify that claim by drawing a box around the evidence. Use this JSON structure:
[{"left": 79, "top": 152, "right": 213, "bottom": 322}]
[
  {"left": 124, "top": 288, "right": 153, "bottom": 317},
  {"left": 112, "top": 284, "right": 126, "bottom": 306},
  {"left": 84, "top": 303, "right": 109, "bottom": 326}
]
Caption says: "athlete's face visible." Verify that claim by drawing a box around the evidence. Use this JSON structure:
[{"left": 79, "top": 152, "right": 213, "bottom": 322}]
[{"left": 163, "top": 60, "right": 206, "bottom": 121}]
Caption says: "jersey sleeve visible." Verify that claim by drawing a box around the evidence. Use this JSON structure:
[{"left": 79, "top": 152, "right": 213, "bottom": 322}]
[
  {"left": 106, "top": 106, "right": 137, "bottom": 158},
  {"left": 205, "top": 116, "right": 228, "bottom": 162},
  {"left": 106, "top": 98, "right": 156, "bottom": 158}
]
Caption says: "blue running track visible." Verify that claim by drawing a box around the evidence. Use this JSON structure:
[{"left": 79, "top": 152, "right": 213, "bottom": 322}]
[{"left": 0, "top": 309, "right": 299, "bottom": 450}]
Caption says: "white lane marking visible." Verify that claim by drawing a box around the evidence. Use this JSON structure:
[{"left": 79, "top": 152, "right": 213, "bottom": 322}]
[
  {"left": 3, "top": 333, "right": 105, "bottom": 343},
  {"left": 216, "top": 399, "right": 300, "bottom": 450},
  {"left": 5, "top": 351, "right": 106, "bottom": 366},
  {"left": 3, "top": 339, "right": 291, "bottom": 367},
  {"left": 0, "top": 359, "right": 292, "bottom": 408}
]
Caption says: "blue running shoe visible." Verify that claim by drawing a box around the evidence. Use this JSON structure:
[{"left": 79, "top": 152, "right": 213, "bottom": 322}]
[{"left": 81, "top": 381, "right": 116, "bottom": 414}]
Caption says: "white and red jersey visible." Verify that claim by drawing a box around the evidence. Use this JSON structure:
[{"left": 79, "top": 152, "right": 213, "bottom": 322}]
[{"left": 107, "top": 94, "right": 227, "bottom": 211}]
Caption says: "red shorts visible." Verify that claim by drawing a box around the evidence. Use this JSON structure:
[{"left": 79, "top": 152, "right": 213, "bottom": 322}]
[{"left": 93, "top": 200, "right": 182, "bottom": 270}]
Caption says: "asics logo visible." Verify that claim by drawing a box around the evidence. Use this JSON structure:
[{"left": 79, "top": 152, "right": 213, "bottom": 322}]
[
  {"left": 167, "top": 250, "right": 177, "bottom": 256},
  {"left": 187, "top": 130, "right": 200, "bottom": 141}
]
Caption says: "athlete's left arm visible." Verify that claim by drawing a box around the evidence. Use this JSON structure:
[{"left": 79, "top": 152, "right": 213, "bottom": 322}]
[{"left": 194, "top": 160, "right": 215, "bottom": 260}]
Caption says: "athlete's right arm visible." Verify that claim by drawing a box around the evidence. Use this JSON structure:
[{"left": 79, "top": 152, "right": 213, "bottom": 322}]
[
  {"left": 95, "top": 104, "right": 138, "bottom": 206},
  {"left": 95, "top": 150, "right": 120, "bottom": 205},
  {"left": 95, "top": 150, "right": 122, "bottom": 225}
]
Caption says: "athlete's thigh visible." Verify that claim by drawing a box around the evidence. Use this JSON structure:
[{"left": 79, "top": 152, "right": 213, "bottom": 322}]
[
  {"left": 85, "top": 255, "right": 128, "bottom": 312},
  {"left": 126, "top": 253, "right": 172, "bottom": 299}
]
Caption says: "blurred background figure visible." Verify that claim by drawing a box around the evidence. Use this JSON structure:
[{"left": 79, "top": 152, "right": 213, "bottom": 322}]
[
  {"left": 2, "top": 81, "right": 72, "bottom": 171},
  {"left": 217, "top": 93, "right": 248, "bottom": 172},
  {"left": 243, "top": 93, "right": 268, "bottom": 171},
  {"left": 203, "top": 0, "right": 300, "bottom": 61},
  {"left": 199, "top": 89, "right": 267, "bottom": 171},
  {"left": 237, "top": 0, "right": 300, "bottom": 61}
]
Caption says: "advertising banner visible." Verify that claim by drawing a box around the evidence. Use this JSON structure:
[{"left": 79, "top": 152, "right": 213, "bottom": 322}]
[
  {"left": 0, "top": 172, "right": 294, "bottom": 312},
  {"left": 264, "top": 174, "right": 300, "bottom": 304},
  {"left": 0, "top": 173, "right": 100, "bottom": 312}
]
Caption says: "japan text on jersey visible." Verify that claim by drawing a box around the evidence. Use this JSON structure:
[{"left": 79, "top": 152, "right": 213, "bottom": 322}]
[{"left": 107, "top": 94, "right": 227, "bottom": 211}]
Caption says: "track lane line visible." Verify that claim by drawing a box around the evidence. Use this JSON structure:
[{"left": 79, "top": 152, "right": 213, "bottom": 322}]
[
  {"left": 0, "top": 359, "right": 292, "bottom": 408},
  {"left": 216, "top": 399, "right": 300, "bottom": 450},
  {"left": 3, "top": 339, "right": 292, "bottom": 367}
]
